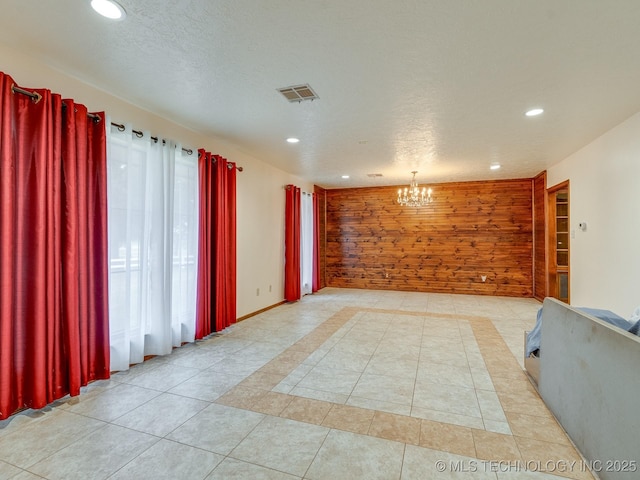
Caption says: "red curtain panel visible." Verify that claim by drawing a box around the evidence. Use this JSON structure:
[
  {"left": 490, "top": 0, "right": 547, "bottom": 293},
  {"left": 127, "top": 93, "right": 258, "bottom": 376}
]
[
  {"left": 195, "top": 150, "right": 213, "bottom": 339},
  {"left": 0, "top": 73, "right": 110, "bottom": 419},
  {"left": 195, "top": 150, "right": 237, "bottom": 337},
  {"left": 312, "top": 192, "right": 320, "bottom": 293},
  {"left": 213, "top": 155, "right": 237, "bottom": 332},
  {"left": 284, "top": 184, "right": 301, "bottom": 302}
]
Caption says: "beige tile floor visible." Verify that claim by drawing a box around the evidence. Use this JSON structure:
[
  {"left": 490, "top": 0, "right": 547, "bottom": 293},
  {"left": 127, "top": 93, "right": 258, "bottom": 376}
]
[{"left": 0, "top": 288, "right": 596, "bottom": 480}]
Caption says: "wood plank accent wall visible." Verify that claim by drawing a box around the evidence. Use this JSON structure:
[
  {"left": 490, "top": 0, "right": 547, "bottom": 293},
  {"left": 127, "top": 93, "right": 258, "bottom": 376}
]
[
  {"left": 314, "top": 185, "right": 327, "bottom": 289},
  {"left": 532, "top": 171, "right": 547, "bottom": 301},
  {"left": 326, "top": 179, "right": 534, "bottom": 296}
]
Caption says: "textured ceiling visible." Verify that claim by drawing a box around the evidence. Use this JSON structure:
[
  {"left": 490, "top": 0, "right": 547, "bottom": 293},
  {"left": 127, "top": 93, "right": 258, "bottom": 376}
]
[{"left": 2, "top": 1, "right": 640, "bottom": 188}]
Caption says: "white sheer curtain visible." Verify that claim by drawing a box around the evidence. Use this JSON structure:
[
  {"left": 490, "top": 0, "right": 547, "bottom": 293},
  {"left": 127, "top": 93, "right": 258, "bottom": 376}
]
[
  {"left": 106, "top": 122, "right": 199, "bottom": 371},
  {"left": 300, "top": 192, "right": 314, "bottom": 296}
]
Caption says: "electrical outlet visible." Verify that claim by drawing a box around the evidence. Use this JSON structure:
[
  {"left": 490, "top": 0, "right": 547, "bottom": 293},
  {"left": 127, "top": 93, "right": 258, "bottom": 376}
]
[
  {"left": 269, "top": 285, "right": 272, "bottom": 292},
  {"left": 256, "top": 288, "right": 260, "bottom": 296}
]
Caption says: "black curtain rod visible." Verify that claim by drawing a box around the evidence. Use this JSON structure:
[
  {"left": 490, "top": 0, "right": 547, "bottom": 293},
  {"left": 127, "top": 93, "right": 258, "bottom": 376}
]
[
  {"left": 197, "top": 150, "right": 244, "bottom": 171},
  {"left": 11, "top": 84, "right": 42, "bottom": 103},
  {"left": 12, "top": 84, "right": 101, "bottom": 123},
  {"left": 12, "top": 85, "right": 196, "bottom": 157},
  {"left": 111, "top": 122, "right": 193, "bottom": 156}
]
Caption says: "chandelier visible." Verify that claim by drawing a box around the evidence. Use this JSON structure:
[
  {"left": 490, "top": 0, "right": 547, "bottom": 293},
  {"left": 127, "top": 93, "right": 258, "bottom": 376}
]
[{"left": 397, "top": 171, "right": 433, "bottom": 207}]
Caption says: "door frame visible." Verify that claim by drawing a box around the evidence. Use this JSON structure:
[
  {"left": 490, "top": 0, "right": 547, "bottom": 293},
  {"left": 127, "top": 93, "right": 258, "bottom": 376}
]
[{"left": 547, "top": 180, "right": 570, "bottom": 303}]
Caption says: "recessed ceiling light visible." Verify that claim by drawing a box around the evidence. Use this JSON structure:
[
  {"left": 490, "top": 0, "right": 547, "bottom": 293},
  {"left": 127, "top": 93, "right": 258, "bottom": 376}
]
[
  {"left": 91, "top": 0, "right": 126, "bottom": 20},
  {"left": 341, "top": 175, "right": 350, "bottom": 179},
  {"left": 490, "top": 164, "right": 501, "bottom": 170},
  {"left": 525, "top": 108, "right": 544, "bottom": 117},
  {"left": 286, "top": 137, "right": 299, "bottom": 144}
]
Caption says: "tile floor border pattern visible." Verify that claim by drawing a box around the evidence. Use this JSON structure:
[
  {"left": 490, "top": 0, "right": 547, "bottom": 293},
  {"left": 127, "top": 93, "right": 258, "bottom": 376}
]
[{"left": 213, "top": 306, "right": 594, "bottom": 480}]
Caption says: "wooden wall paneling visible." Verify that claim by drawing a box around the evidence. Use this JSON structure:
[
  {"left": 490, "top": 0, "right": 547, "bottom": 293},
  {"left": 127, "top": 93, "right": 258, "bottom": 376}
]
[
  {"left": 532, "top": 171, "right": 547, "bottom": 301},
  {"left": 314, "top": 185, "right": 327, "bottom": 289},
  {"left": 325, "top": 179, "right": 534, "bottom": 297}
]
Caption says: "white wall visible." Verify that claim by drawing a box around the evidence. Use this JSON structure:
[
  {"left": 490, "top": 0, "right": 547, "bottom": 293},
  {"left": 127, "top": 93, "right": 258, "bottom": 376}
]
[
  {"left": 548, "top": 111, "right": 640, "bottom": 317},
  {"left": 236, "top": 156, "right": 313, "bottom": 316},
  {"left": 1, "top": 43, "right": 310, "bottom": 319}
]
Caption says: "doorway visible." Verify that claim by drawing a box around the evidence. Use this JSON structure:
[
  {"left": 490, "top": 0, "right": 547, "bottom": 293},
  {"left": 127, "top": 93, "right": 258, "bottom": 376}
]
[{"left": 547, "top": 182, "right": 570, "bottom": 303}]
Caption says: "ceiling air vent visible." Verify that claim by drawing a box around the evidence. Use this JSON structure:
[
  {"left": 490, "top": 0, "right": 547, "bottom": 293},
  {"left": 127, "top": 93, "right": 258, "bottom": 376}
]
[
  {"left": 367, "top": 173, "right": 383, "bottom": 178},
  {"left": 277, "top": 84, "right": 319, "bottom": 103}
]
